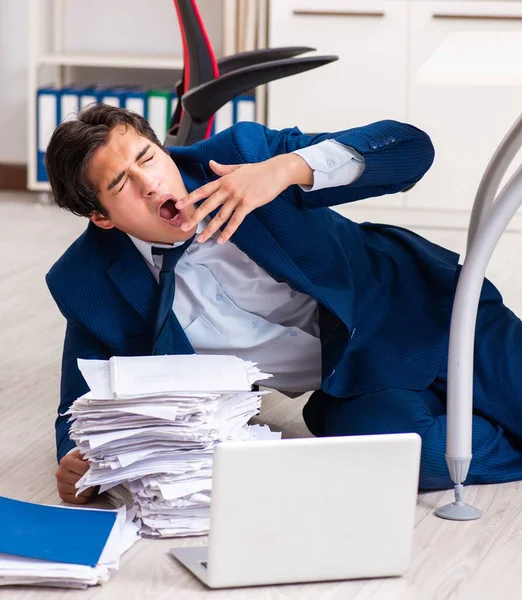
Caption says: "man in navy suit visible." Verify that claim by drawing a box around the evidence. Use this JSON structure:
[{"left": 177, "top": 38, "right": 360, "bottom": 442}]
[{"left": 46, "top": 104, "right": 522, "bottom": 504}]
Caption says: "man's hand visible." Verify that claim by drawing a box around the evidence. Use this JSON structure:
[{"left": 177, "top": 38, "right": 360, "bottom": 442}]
[
  {"left": 175, "top": 154, "right": 313, "bottom": 244},
  {"left": 55, "top": 450, "right": 95, "bottom": 505}
]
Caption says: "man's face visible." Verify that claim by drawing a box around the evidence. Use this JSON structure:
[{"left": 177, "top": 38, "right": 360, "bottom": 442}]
[{"left": 88, "top": 124, "right": 197, "bottom": 244}]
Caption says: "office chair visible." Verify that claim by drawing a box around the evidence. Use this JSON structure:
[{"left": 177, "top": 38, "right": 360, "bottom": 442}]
[{"left": 166, "top": 0, "right": 338, "bottom": 146}]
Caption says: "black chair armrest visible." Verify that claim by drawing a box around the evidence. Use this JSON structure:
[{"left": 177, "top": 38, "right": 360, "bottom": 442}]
[
  {"left": 183, "top": 55, "right": 338, "bottom": 122},
  {"left": 217, "top": 46, "right": 316, "bottom": 75}
]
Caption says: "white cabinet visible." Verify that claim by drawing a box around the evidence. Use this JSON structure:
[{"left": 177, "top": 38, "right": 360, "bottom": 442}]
[
  {"left": 267, "top": 1, "right": 409, "bottom": 131},
  {"left": 267, "top": 0, "right": 408, "bottom": 207},
  {"left": 407, "top": 1, "right": 522, "bottom": 211},
  {"left": 267, "top": 0, "right": 522, "bottom": 218}
]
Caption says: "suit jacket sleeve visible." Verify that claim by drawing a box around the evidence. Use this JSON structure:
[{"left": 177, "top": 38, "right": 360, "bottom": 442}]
[
  {"left": 49, "top": 294, "right": 112, "bottom": 463},
  {"left": 228, "top": 120, "right": 435, "bottom": 209}
]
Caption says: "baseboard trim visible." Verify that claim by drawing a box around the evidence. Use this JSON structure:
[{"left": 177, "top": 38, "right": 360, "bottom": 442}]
[
  {"left": 0, "top": 164, "right": 27, "bottom": 191},
  {"left": 333, "top": 204, "right": 522, "bottom": 233}
]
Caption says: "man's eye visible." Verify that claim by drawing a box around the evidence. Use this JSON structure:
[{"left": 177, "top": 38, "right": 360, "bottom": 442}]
[
  {"left": 144, "top": 156, "right": 154, "bottom": 163},
  {"left": 117, "top": 179, "right": 126, "bottom": 193}
]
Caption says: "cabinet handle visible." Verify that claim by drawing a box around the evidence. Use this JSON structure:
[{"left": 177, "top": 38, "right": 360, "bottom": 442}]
[
  {"left": 432, "top": 13, "right": 522, "bottom": 22},
  {"left": 293, "top": 10, "right": 385, "bottom": 18}
]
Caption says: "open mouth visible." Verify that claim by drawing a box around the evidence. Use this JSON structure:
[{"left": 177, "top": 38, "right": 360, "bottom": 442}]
[{"left": 158, "top": 197, "right": 185, "bottom": 228}]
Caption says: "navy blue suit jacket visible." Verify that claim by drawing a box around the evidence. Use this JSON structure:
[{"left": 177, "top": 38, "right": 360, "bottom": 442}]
[{"left": 47, "top": 120, "right": 460, "bottom": 461}]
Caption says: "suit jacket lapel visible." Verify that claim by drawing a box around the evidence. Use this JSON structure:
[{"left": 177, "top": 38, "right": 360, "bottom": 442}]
[
  {"left": 95, "top": 225, "right": 193, "bottom": 351},
  {"left": 106, "top": 250, "right": 158, "bottom": 329}
]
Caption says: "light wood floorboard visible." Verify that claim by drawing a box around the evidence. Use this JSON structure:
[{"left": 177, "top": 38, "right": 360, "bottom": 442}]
[{"left": 2, "top": 192, "right": 522, "bottom": 599}]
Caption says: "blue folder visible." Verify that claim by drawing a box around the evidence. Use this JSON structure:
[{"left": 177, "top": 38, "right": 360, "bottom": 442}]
[
  {"left": 0, "top": 496, "right": 117, "bottom": 567},
  {"left": 124, "top": 85, "right": 148, "bottom": 119},
  {"left": 233, "top": 93, "right": 256, "bottom": 124},
  {"left": 36, "top": 86, "right": 61, "bottom": 182}
]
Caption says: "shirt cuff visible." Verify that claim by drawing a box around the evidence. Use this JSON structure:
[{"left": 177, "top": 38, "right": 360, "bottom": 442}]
[
  {"left": 292, "top": 139, "right": 365, "bottom": 192},
  {"left": 66, "top": 445, "right": 79, "bottom": 456}
]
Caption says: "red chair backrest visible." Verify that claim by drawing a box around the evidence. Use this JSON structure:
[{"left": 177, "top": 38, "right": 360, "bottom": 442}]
[{"left": 173, "top": 0, "right": 220, "bottom": 139}]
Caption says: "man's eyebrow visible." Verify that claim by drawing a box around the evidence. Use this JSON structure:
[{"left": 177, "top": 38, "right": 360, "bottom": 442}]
[{"left": 107, "top": 144, "right": 151, "bottom": 191}]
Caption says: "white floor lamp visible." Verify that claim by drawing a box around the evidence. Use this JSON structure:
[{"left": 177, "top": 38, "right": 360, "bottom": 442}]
[{"left": 419, "top": 31, "right": 522, "bottom": 520}]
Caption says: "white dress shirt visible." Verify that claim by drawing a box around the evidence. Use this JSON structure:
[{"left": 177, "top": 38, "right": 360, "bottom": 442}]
[{"left": 129, "top": 139, "right": 365, "bottom": 393}]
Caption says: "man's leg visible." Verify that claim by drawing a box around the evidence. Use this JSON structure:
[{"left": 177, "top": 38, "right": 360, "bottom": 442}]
[
  {"left": 303, "top": 275, "right": 522, "bottom": 489},
  {"left": 303, "top": 384, "right": 522, "bottom": 490}
]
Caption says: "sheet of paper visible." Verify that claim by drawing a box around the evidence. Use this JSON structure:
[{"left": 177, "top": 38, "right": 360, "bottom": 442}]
[
  {"left": 77, "top": 359, "right": 112, "bottom": 399},
  {"left": 156, "top": 478, "right": 213, "bottom": 501},
  {"left": 109, "top": 354, "right": 263, "bottom": 397}
]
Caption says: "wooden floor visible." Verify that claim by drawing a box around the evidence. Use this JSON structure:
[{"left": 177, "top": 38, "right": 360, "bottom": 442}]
[{"left": 2, "top": 191, "right": 522, "bottom": 599}]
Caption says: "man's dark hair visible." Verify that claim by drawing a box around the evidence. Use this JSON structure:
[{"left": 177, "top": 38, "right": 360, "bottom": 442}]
[{"left": 45, "top": 103, "right": 165, "bottom": 217}]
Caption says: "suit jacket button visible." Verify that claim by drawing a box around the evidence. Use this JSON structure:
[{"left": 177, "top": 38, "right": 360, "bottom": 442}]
[{"left": 370, "top": 140, "right": 378, "bottom": 149}]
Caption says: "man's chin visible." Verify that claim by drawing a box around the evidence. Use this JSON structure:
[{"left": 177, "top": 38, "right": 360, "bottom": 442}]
[
  {"left": 163, "top": 219, "right": 197, "bottom": 242},
  {"left": 140, "top": 222, "right": 197, "bottom": 246}
]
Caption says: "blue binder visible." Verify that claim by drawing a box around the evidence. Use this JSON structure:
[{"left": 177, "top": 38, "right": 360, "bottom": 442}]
[
  {"left": 210, "top": 94, "right": 255, "bottom": 137},
  {"left": 96, "top": 85, "right": 127, "bottom": 108},
  {"left": 36, "top": 86, "right": 60, "bottom": 182},
  {"left": 212, "top": 100, "right": 234, "bottom": 135},
  {"left": 60, "top": 85, "right": 82, "bottom": 123},
  {"left": 78, "top": 84, "right": 98, "bottom": 112},
  {"left": 124, "top": 86, "right": 148, "bottom": 118},
  {"left": 233, "top": 93, "right": 256, "bottom": 124}
]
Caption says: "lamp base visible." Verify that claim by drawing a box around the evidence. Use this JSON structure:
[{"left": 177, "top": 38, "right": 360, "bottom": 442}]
[
  {"left": 435, "top": 502, "right": 482, "bottom": 521},
  {"left": 435, "top": 483, "right": 482, "bottom": 520}
]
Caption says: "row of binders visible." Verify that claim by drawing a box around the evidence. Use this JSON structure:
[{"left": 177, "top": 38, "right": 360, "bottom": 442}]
[
  {"left": 37, "top": 84, "right": 256, "bottom": 182},
  {"left": 69, "top": 354, "right": 277, "bottom": 538}
]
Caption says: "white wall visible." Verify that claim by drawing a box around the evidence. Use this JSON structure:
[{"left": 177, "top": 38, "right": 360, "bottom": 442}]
[
  {"left": 0, "top": 0, "right": 222, "bottom": 164},
  {"left": 63, "top": 0, "right": 222, "bottom": 57},
  {"left": 0, "top": 0, "right": 30, "bottom": 164}
]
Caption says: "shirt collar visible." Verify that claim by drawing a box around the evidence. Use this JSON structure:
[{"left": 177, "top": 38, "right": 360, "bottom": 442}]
[{"left": 128, "top": 221, "right": 205, "bottom": 268}]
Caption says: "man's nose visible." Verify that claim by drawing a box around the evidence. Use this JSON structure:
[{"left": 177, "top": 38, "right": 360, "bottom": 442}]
[{"left": 138, "top": 171, "right": 160, "bottom": 197}]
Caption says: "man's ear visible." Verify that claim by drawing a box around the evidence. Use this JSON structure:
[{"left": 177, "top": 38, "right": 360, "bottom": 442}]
[{"left": 89, "top": 212, "right": 115, "bottom": 230}]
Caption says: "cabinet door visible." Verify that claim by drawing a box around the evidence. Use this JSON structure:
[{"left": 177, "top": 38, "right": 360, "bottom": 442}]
[
  {"left": 407, "top": 1, "right": 522, "bottom": 212},
  {"left": 267, "top": 0, "right": 408, "bottom": 131},
  {"left": 267, "top": 0, "right": 408, "bottom": 208}
]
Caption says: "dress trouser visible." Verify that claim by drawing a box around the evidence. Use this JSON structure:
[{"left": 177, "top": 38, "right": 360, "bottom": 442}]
[{"left": 303, "top": 276, "right": 522, "bottom": 489}]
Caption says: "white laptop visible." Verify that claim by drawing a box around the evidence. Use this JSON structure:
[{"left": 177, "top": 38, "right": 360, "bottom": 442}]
[{"left": 170, "top": 433, "right": 421, "bottom": 589}]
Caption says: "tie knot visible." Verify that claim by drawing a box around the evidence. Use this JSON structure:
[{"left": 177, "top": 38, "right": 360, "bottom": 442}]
[{"left": 152, "top": 235, "right": 195, "bottom": 272}]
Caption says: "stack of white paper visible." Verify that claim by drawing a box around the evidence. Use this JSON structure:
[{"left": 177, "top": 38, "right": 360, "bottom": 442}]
[
  {"left": 67, "top": 355, "right": 277, "bottom": 537},
  {"left": 0, "top": 506, "right": 140, "bottom": 589}
]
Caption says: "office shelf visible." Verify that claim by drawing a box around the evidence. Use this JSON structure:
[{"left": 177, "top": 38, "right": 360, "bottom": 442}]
[{"left": 37, "top": 52, "right": 184, "bottom": 70}]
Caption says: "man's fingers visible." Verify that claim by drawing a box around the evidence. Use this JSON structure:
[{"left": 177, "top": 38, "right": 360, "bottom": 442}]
[
  {"left": 63, "top": 455, "right": 90, "bottom": 478},
  {"left": 181, "top": 190, "right": 229, "bottom": 232},
  {"left": 197, "top": 200, "right": 238, "bottom": 243},
  {"left": 60, "top": 491, "right": 92, "bottom": 505},
  {"left": 58, "top": 481, "right": 93, "bottom": 496},
  {"left": 56, "top": 451, "right": 96, "bottom": 505},
  {"left": 58, "top": 482, "right": 94, "bottom": 501},
  {"left": 56, "top": 468, "right": 86, "bottom": 487},
  {"left": 209, "top": 160, "right": 241, "bottom": 176},
  {"left": 69, "top": 449, "right": 85, "bottom": 459},
  {"left": 217, "top": 207, "right": 250, "bottom": 244},
  {"left": 176, "top": 180, "right": 220, "bottom": 210}
]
